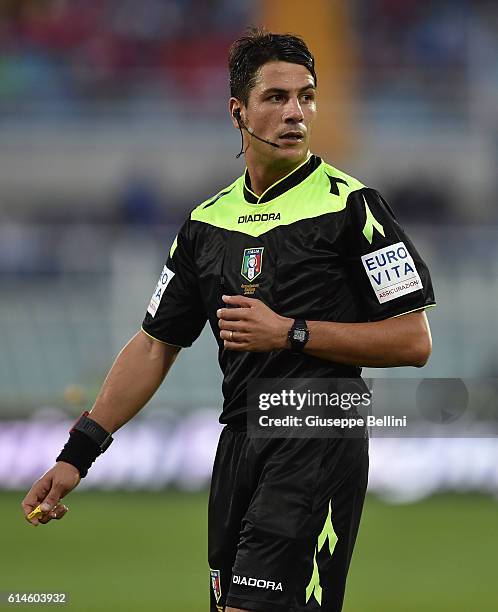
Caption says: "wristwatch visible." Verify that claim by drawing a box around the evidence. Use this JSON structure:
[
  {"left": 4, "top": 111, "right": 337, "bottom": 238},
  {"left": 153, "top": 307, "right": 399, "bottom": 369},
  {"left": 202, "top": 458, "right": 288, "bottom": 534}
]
[
  {"left": 287, "top": 319, "right": 310, "bottom": 354},
  {"left": 70, "top": 411, "right": 113, "bottom": 452}
]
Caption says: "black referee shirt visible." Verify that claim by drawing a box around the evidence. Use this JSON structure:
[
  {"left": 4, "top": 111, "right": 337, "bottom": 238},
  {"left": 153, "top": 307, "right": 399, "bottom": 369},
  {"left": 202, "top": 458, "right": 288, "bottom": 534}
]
[{"left": 142, "top": 155, "right": 435, "bottom": 423}]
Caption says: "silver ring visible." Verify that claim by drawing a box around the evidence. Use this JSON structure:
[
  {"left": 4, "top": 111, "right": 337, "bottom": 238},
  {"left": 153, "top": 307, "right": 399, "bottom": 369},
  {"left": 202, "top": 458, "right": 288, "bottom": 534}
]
[{"left": 230, "top": 331, "right": 234, "bottom": 341}]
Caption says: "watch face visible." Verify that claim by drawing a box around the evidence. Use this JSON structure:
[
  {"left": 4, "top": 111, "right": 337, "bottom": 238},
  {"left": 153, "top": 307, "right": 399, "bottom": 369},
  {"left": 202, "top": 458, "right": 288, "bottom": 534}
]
[{"left": 294, "top": 329, "right": 308, "bottom": 342}]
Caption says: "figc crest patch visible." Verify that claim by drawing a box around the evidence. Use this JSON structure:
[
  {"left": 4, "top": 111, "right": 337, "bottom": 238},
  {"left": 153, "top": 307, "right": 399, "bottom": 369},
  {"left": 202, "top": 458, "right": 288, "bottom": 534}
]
[{"left": 241, "top": 247, "right": 264, "bottom": 282}]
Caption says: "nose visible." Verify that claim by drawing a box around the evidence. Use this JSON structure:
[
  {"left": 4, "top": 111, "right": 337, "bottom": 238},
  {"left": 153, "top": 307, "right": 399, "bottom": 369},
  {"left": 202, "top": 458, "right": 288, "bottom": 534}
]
[{"left": 282, "top": 97, "right": 304, "bottom": 123}]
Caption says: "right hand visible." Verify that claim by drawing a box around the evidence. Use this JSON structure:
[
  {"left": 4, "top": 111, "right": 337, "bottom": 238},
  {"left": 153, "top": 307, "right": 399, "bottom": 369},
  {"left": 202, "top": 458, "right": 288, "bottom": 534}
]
[{"left": 21, "top": 462, "right": 81, "bottom": 526}]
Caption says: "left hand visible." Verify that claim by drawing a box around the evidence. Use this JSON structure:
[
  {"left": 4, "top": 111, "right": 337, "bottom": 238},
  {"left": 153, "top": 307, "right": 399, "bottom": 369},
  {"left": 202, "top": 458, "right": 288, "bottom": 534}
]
[{"left": 217, "top": 295, "right": 292, "bottom": 352}]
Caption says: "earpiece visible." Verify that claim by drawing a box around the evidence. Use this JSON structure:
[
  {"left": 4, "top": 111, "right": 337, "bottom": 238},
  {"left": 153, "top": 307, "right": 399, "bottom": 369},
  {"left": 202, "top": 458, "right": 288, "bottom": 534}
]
[
  {"left": 232, "top": 107, "right": 280, "bottom": 157},
  {"left": 234, "top": 109, "right": 252, "bottom": 132}
]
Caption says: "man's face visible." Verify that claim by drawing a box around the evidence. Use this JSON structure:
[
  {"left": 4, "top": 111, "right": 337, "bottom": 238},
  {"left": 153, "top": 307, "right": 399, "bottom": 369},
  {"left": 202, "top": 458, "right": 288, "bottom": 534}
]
[{"left": 235, "top": 60, "right": 317, "bottom": 166}]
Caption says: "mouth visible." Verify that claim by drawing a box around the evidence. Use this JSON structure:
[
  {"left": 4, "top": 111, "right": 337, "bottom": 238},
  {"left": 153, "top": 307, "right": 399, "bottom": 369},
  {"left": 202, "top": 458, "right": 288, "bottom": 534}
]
[{"left": 278, "top": 130, "right": 305, "bottom": 144}]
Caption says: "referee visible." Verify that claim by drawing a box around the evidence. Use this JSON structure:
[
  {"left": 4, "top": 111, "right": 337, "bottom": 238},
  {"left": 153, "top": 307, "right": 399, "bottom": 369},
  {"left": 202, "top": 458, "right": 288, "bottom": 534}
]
[{"left": 22, "top": 29, "right": 435, "bottom": 612}]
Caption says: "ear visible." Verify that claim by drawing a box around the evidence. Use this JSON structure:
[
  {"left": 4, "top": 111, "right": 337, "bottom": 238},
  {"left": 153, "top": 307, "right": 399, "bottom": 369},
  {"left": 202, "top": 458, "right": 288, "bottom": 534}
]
[{"left": 229, "top": 98, "right": 244, "bottom": 129}]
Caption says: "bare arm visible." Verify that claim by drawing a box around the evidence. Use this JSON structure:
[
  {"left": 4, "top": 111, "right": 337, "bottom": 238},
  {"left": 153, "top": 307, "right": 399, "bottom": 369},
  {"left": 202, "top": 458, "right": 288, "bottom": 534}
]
[
  {"left": 217, "top": 295, "right": 432, "bottom": 368},
  {"left": 88, "top": 330, "right": 180, "bottom": 432},
  {"left": 22, "top": 330, "right": 179, "bottom": 525},
  {"left": 304, "top": 311, "right": 432, "bottom": 367}
]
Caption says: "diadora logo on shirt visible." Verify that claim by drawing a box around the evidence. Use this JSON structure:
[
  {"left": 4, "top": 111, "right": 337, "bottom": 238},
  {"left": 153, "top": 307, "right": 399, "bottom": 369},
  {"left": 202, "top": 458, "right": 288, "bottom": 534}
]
[
  {"left": 241, "top": 247, "right": 264, "bottom": 282},
  {"left": 232, "top": 574, "right": 283, "bottom": 591},
  {"left": 361, "top": 241, "right": 422, "bottom": 304},
  {"left": 238, "top": 212, "right": 281, "bottom": 224}
]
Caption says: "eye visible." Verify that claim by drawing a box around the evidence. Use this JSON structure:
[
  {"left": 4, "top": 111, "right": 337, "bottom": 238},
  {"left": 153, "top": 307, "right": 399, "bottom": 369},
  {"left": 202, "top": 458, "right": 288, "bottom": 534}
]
[{"left": 269, "top": 94, "right": 284, "bottom": 102}]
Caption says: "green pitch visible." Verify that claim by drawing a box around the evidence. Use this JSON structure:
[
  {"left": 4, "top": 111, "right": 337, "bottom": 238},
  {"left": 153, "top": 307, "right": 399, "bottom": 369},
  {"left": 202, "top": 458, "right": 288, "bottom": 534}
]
[{"left": 2, "top": 491, "right": 497, "bottom": 611}]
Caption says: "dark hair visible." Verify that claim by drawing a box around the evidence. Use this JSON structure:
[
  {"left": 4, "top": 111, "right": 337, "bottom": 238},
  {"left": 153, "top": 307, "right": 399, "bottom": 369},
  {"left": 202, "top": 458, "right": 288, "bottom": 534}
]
[{"left": 229, "top": 27, "right": 317, "bottom": 105}]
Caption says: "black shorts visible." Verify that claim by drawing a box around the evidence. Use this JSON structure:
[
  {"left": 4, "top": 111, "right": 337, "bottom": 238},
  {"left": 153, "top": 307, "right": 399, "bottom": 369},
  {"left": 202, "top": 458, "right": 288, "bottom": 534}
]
[{"left": 208, "top": 425, "right": 369, "bottom": 612}]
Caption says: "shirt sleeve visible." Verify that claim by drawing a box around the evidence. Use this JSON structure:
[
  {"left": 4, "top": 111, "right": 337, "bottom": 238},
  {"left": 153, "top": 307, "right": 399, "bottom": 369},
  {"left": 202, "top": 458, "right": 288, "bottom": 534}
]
[
  {"left": 342, "top": 187, "right": 436, "bottom": 321},
  {"left": 142, "top": 218, "right": 207, "bottom": 347}
]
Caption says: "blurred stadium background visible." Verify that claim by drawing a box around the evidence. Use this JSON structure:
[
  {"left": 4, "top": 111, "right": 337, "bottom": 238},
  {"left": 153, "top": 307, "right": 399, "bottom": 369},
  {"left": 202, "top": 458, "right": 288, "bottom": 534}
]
[{"left": 1, "top": 0, "right": 497, "bottom": 610}]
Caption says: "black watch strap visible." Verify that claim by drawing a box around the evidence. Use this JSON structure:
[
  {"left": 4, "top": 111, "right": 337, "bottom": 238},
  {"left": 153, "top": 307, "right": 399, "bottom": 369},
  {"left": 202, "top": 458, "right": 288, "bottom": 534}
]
[
  {"left": 288, "top": 319, "right": 310, "bottom": 354},
  {"left": 71, "top": 411, "right": 113, "bottom": 453}
]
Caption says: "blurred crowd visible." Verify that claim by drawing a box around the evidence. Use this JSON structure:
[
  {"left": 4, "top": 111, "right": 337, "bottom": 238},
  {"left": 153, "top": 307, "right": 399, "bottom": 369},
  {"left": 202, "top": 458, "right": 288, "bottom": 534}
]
[
  {"left": 1, "top": 0, "right": 496, "bottom": 117},
  {"left": 0, "top": 0, "right": 496, "bottom": 229},
  {"left": 355, "top": 0, "right": 497, "bottom": 117},
  {"left": 0, "top": 0, "right": 251, "bottom": 115}
]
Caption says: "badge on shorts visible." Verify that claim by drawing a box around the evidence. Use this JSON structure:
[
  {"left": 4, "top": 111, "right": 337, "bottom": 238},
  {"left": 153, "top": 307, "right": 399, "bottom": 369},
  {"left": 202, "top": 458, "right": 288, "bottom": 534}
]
[
  {"left": 241, "top": 247, "right": 264, "bottom": 282},
  {"left": 210, "top": 568, "right": 222, "bottom": 603}
]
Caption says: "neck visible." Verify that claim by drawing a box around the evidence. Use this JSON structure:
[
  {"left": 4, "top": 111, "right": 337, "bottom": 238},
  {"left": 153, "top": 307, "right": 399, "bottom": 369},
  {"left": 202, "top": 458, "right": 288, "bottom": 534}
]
[{"left": 246, "top": 152, "right": 310, "bottom": 196}]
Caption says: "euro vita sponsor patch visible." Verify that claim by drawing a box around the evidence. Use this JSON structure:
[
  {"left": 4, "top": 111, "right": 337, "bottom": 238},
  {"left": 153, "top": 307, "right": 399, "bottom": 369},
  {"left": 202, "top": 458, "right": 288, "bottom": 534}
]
[
  {"left": 361, "top": 241, "right": 422, "bottom": 304},
  {"left": 147, "top": 264, "right": 175, "bottom": 317}
]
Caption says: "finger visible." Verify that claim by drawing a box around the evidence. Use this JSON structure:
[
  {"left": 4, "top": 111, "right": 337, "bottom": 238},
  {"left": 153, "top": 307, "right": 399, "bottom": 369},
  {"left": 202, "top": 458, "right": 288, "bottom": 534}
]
[
  {"left": 24, "top": 506, "right": 41, "bottom": 526},
  {"left": 39, "top": 486, "right": 64, "bottom": 514},
  {"left": 223, "top": 339, "right": 250, "bottom": 351},
  {"left": 222, "top": 294, "right": 256, "bottom": 308},
  {"left": 38, "top": 503, "right": 66, "bottom": 524},
  {"left": 218, "top": 319, "right": 250, "bottom": 331},
  {"left": 22, "top": 496, "right": 41, "bottom": 523},
  {"left": 22, "top": 480, "right": 52, "bottom": 526},
  {"left": 22, "top": 479, "right": 50, "bottom": 514},
  {"left": 38, "top": 504, "right": 69, "bottom": 525},
  {"left": 50, "top": 503, "right": 68, "bottom": 520},
  {"left": 220, "top": 330, "right": 250, "bottom": 342},
  {"left": 217, "top": 307, "right": 251, "bottom": 321}
]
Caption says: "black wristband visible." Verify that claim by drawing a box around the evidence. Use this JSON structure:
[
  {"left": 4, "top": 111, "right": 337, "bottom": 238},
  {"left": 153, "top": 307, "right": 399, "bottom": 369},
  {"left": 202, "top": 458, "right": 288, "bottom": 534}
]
[
  {"left": 56, "top": 430, "right": 102, "bottom": 479},
  {"left": 71, "top": 410, "right": 113, "bottom": 451}
]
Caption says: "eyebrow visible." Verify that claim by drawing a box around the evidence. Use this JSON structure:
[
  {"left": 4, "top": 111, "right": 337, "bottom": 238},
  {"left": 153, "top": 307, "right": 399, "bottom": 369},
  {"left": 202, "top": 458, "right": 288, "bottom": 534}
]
[{"left": 260, "top": 85, "right": 316, "bottom": 96}]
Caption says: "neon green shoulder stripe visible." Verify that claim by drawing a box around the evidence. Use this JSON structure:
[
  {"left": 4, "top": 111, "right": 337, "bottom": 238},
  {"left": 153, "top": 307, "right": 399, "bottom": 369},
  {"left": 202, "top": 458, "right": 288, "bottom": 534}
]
[
  {"left": 196, "top": 177, "right": 241, "bottom": 210},
  {"left": 321, "top": 161, "right": 365, "bottom": 193},
  {"left": 189, "top": 161, "right": 367, "bottom": 237}
]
